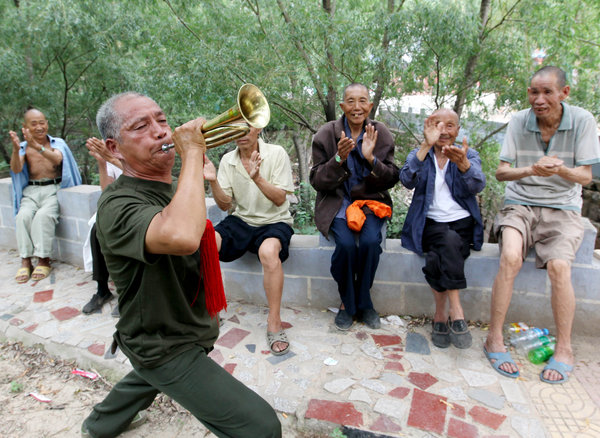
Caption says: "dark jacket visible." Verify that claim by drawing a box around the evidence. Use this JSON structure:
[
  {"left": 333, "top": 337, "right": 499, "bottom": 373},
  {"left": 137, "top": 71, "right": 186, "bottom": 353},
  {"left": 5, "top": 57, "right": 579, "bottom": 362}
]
[
  {"left": 310, "top": 117, "right": 399, "bottom": 237},
  {"left": 399, "top": 147, "right": 486, "bottom": 255}
]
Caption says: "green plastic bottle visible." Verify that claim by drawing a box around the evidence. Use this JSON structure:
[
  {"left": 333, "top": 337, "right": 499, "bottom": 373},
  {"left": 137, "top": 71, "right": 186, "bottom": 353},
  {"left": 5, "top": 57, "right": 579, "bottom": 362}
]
[{"left": 527, "top": 341, "right": 556, "bottom": 364}]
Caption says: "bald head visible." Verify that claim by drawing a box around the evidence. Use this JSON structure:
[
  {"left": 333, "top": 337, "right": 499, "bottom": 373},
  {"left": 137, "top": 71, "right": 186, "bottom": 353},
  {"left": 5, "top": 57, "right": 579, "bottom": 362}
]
[
  {"left": 431, "top": 108, "right": 459, "bottom": 125},
  {"left": 23, "top": 108, "right": 48, "bottom": 143},
  {"left": 427, "top": 108, "right": 460, "bottom": 147}
]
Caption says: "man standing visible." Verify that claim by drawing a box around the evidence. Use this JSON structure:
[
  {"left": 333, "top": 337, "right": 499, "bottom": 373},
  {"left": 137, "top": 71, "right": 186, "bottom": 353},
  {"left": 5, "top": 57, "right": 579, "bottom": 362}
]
[
  {"left": 484, "top": 66, "right": 600, "bottom": 384},
  {"left": 205, "top": 127, "right": 295, "bottom": 356},
  {"left": 81, "top": 137, "right": 123, "bottom": 316},
  {"left": 310, "top": 83, "right": 399, "bottom": 330},
  {"left": 400, "top": 108, "right": 486, "bottom": 349},
  {"left": 82, "top": 92, "right": 281, "bottom": 437},
  {"left": 9, "top": 109, "right": 81, "bottom": 283}
]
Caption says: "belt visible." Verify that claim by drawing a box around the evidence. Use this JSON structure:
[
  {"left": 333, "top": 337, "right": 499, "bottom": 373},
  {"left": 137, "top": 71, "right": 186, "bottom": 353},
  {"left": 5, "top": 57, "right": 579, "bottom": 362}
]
[{"left": 28, "top": 177, "right": 62, "bottom": 186}]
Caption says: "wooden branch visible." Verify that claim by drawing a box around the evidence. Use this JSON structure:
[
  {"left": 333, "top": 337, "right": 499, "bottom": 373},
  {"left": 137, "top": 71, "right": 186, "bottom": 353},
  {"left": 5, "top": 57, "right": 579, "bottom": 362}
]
[
  {"left": 276, "top": 0, "right": 328, "bottom": 113},
  {"left": 271, "top": 101, "right": 317, "bottom": 134},
  {"left": 474, "top": 122, "right": 508, "bottom": 149},
  {"left": 162, "top": 0, "right": 245, "bottom": 83},
  {"left": 483, "top": 0, "right": 522, "bottom": 40}
]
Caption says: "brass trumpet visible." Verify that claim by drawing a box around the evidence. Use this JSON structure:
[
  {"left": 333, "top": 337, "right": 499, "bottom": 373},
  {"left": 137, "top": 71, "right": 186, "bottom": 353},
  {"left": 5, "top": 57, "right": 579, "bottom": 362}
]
[{"left": 162, "top": 83, "right": 270, "bottom": 152}]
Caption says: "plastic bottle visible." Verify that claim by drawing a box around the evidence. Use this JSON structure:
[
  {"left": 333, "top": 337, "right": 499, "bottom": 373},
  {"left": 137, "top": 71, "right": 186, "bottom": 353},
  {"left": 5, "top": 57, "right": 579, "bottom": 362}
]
[
  {"left": 518, "top": 335, "right": 555, "bottom": 353},
  {"left": 510, "top": 327, "right": 549, "bottom": 347},
  {"left": 528, "top": 341, "right": 556, "bottom": 364},
  {"left": 507, "top": 322, "right": 529, "bottom": 333}
]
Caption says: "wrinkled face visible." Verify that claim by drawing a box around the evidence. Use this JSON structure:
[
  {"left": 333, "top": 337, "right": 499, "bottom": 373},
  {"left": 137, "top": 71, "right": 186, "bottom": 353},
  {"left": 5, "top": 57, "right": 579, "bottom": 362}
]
[
  {"left": 431, "top": 109, "right": 460, "bottom": 147},
  {"left": 23, "top": 110, "right": 48, "bottom": 143},
  {"left": 109, "top": 95, "right": 173, "bottom": 177},
  {"left": 235, "top": 127, "right": 261, "bottom": 151},
  {"left": 340, "top": 85, "right": 373, "bottom": 129},
  {"left": 527, "top": 73, "right": 569, "bottom": 121}
]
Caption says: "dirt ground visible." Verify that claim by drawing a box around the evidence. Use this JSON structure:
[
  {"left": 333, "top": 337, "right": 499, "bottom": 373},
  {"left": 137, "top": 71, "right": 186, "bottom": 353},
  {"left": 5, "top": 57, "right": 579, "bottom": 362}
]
[{"left": 0, "top": 341, "right": 315, "bottom": 438}]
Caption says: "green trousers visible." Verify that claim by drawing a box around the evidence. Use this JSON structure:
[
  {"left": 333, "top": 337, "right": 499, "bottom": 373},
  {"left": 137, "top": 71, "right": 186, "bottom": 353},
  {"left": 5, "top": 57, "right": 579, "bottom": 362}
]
[
  {"left": 16, "top": 184, "right": 59, "bottom": 259},
  {"left": 83, "top": 347, "right": 281, "bottom": 438}
]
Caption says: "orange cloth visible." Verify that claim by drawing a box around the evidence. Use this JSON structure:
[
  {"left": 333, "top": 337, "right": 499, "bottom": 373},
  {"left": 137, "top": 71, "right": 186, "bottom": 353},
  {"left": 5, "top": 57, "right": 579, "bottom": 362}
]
[{"left": 346, "top": 200, "right": 392, "bottom": 232}]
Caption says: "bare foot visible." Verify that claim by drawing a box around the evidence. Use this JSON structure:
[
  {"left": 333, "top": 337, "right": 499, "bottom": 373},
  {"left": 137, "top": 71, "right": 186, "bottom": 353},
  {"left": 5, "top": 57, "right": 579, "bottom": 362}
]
[{"left": 484, "top": 337, "right": 519, "bottom": 375}]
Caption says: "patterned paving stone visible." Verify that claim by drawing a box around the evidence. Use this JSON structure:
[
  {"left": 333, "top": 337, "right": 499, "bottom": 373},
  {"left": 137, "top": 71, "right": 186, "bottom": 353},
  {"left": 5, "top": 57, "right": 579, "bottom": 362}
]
[
  {"left": 360, "top": 379, "right": 387, "bottom": 394},
  {"left": 245, "top": 344, "right": 256, "bottom": 353},
  {"left": 384, "top": 353, "right": 403, "bottom": 360},
  {"left": 50, "top": 306, "right": 80, "bottom": 321},
  {"left": 459, "top": 368, "right": 498, "bottom": 387},
  {"left": 227, "top": 315, "right": 240, "bottom": 324},
  {"left": 273, "top": 396, "right": 298, "bottom": 414},
  {"left": 407, "top": 372, "right": 438, "bottom": 390},
  {"left": 500, "top": 379, "right": 527, "bottom": 404},
  {"left": 447, "top": 417, "right": 479, "bottom": 438},
  {"left": 405, "top": 332, "right": 431, "bottom": 355},
  {"left": 373, "top": 397, "right": 408, "bottom": 421},
  {"left": 224, "top": 363, "right": 237, "bottom": 374},
  {"left": 388, "top": 387, "right": 410, "bottom": 399},
  {"left": 371, "top": 334, "right": 402, "bottom": 347},
  {"left": 349, "top": 388, "right": 372, "bottom": 404},
  {"left": 87, "top": 343, "right": 105, "bottom": 356},
  {"left": 437, "top": 385, "right": 468, "bottom": 401},
  {"left": 281, "top": 321, "right": 292, "bottom": 329},
  {"left": 356, "top": 331, "right": 369, "bottom": 341},
  {"left": 510, "top": 416, "right": 547, "bottom": 438},
  {"left": 574, "top": 360, "right": 600, "bottom": 408},
  {"left": 324, "top": 377, "right": 356, "bottom": 394},
  {"left": 468, "top": 388, "right": 505, "bottom": 410},
  {"left": 384, "top": 361, "right": 404, "bottom": 372},
  {"left": 370, "top": 415, "right": 402, "bottom": 434},
  {"left": 215, "top": 327, "right": 251, "bottom": 349},
  {"left": 1, "top": 313, "right": 14, "bottom": 321},
  {"left": 407, "top": 389, "right": 447, "bottom": 434},
  {"left": 33, "top": 289, "right": 53, "bottom": 303},
  {"left": 9, "top": 318, "right": 23, "bottom": 326},
  {"left": 208, "top": 348, "right": 224, "bottom": 365},
  {"left": 266, "top": 351, "right": 296, "bottom": 365},
  {"left": 360, "top": 341, "right": 384, "bottom": 360},
  {"left": 469, "top": 406, "right": 507, "bottom": 430},
  {"left": 24, "top": 323, "right": 38, "bottom": 333},
  {"left": 450, "top": 403, "right": 466, "bottom": 418},
  {"left": 379, "top": 372, "right": 404, "bottom": 386},
  {"left": 305, "top": 399, "right": 363, "bottom": 427}
]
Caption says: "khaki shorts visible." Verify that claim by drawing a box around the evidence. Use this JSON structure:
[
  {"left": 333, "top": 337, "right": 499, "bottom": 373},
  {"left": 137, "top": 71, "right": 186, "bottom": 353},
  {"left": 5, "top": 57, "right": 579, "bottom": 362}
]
[{"left": 493, "top": 204, "right": 584, "bottom": 268}]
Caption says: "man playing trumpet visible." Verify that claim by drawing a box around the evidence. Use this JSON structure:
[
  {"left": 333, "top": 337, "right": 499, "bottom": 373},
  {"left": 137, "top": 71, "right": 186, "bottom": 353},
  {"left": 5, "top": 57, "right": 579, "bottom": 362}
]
[
  {"left": 205, "top": 127, "right": 295, "bottom": 356},
  {"left": 81, "top": 92, "right": 281, "bottom": 437}
]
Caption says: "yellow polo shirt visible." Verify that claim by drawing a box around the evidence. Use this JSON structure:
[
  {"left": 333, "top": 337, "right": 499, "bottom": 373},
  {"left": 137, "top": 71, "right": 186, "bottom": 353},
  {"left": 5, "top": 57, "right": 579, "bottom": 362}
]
[{"left": 217, "top": 139, "right": 294, "bottom": 226}]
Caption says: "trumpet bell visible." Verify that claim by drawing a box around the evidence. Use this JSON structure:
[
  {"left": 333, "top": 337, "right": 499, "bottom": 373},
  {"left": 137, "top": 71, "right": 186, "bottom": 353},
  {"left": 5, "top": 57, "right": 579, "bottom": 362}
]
[
  {"left": 202, "top": 83, "right": 270, "bottom": 148},
  {"left": 161, "top": 84, "right": 270, "bottom": 152},
  {"left": 238, "top": 83, "right": 271, "bottom": 130}
]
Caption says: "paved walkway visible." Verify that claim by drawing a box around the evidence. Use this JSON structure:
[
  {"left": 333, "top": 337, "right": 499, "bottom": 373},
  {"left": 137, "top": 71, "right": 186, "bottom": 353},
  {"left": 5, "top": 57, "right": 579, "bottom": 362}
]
[{"left": 1, "top": 248, "right": 599, "bottom": 438}]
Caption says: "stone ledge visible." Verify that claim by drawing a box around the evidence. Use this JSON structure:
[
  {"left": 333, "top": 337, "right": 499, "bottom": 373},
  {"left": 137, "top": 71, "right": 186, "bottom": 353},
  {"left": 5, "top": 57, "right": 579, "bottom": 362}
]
[{"left": 0, "top": 178, "right": 598, "bottom": 335}]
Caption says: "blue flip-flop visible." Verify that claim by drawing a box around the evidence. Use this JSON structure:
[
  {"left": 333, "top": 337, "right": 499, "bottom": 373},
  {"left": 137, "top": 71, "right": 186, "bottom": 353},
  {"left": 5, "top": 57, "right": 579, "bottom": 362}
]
[
  {"left": 483, "top": 346, "right": 520, "bottom": 378},
  {"left": 540, "top": 357, "right": 573, "bottom": 384}
]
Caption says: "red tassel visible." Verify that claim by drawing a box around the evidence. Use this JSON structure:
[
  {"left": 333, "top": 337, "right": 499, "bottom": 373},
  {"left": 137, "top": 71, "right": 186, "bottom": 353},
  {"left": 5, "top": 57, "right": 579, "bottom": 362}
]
[{"left": 191, "top": 219, "right": 227, "bottom": 318}]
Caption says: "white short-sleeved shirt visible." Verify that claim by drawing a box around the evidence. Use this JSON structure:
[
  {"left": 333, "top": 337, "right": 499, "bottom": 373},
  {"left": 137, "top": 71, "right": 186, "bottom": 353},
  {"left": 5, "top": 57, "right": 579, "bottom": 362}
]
[
  {"left": 426, "top": 155, "right": 470, "bottom": 222},
  {"left": 217, "top": 139, "right": 294, "bottom": 226},
  {"left": 500, "top": 102, "right": 600, "bottom": 211}
]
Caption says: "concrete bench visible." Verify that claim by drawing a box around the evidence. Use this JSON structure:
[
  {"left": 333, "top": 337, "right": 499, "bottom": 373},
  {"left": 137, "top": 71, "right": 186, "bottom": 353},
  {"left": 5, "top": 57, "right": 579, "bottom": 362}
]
[{"left": 0, "top": 177, "right": 598, "bottom": 335}]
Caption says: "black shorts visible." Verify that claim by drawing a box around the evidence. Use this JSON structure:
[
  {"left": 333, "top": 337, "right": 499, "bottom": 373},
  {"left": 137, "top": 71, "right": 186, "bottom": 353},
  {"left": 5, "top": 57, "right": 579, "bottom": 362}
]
[{"left": 214, "top": 215, "right": 294, "bottom": 263}]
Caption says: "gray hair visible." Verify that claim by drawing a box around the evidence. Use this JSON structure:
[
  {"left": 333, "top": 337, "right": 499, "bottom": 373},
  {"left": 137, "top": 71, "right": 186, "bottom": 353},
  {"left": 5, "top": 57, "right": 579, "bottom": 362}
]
[{"left": 96, "top": 91, "right": 147, "bottom": 140}]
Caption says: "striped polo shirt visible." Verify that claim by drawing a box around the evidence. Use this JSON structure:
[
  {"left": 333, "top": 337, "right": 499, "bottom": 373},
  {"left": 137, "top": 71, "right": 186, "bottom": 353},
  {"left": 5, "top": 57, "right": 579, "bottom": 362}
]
[{"left": 500, "top": 102, "right": 600, "bottom": 211}]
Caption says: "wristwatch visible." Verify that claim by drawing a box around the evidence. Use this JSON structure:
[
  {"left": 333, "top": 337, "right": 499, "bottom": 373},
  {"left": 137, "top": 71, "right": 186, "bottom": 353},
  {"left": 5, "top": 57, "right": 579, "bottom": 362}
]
[
  {"left": 335, "top": 153, "right": 342, "bottom": 163},
  {"left": 39, "top": 145, "right": 45, "bottom": 153}
]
